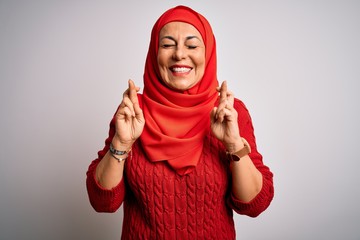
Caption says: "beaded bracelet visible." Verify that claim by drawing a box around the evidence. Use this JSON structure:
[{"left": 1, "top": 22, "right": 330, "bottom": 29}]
[
  {"left": 109, "top": 143, "right": 131, "bottom": 155},
  {"left": 109, "top": 143, "right": 131, "bottom": 162}
]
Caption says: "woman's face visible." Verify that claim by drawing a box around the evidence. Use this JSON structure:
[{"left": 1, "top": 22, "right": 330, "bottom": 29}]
[{"left": 157, "top": 22, "right": 206, "bottom": 91}]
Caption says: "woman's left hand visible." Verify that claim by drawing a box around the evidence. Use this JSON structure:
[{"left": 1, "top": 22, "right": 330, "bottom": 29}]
[{"left": 210, "top": 81, "right": 242, "bottom": 152}]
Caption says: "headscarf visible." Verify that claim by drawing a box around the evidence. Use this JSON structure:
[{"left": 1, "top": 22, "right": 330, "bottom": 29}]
[{"left": 140, "top": 5, "right": 218, "bottom": 175}]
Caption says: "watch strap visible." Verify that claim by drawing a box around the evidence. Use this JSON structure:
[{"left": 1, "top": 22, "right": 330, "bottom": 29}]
[{"left": 228, "top": 138, "right": 251, "bottom": 161}]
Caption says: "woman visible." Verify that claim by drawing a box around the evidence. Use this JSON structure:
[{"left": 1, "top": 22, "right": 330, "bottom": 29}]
[{"left": 86, "top": 5, "right": 274, "bottom": 239}]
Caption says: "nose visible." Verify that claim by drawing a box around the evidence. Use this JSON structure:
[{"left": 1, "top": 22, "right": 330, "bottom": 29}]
[{"left": 173, "top": 45, "right": 186, "bottom": 61}]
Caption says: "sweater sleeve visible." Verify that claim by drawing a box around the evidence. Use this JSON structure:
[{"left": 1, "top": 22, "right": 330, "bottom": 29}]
[
  {"left": 227, "top": 99, "right": 274, "bottom": 217},
  {"left": 86, "top": 114, "right": 126, "bottom": 213}
]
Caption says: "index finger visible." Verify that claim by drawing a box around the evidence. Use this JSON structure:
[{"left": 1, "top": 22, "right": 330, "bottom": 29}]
[
  {"left": 219, "top": 81, "right": 228, "bottom": 101},
  {"left": 128, "top": 79, "right": 139, "bottom": 104}
]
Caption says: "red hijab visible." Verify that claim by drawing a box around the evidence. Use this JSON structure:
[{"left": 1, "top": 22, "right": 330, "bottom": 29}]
[{"left": 140, "top": 5, "right": 218, "bottom": 175}]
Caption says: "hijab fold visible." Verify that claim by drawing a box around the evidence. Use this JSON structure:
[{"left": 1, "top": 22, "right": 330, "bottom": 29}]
[{"left": 140, "top": 5, "right": 218, "bottom": 175}]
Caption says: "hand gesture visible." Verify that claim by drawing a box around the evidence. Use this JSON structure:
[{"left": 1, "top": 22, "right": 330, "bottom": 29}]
[
  {"left": 210, "top": 81, "right": 242, "bottom": 151},
  {"left": 113, "top": 79, "right": 145, "bottom": 148}
]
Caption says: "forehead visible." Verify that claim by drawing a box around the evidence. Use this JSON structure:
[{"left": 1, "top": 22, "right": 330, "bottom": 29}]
[{"left": 159, "top": 21, "right": 203, "bottom": 39}]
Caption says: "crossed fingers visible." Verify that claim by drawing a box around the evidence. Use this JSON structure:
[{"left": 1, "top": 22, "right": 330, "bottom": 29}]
[
  {"left": 214, "top": 81, "right": 234, "bottom": 122},
  {"left": 119, "top": 79, "right": 140, "bottom": 119}
]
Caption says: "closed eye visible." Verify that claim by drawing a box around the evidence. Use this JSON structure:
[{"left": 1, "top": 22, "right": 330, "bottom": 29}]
[
  {"left": 161, "top": 44, "right": 176, "bottom": 48},
  {"left": 160, "top": 36, "right": 177, "bottom": 49},
  {"left": 185, "top": 36, "right": 202, "bottom": 49}
]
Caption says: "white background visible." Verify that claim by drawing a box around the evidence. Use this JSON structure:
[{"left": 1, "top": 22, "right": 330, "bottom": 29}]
[{"left": 1, "top": 0, "right": 359, "bottom": 239}]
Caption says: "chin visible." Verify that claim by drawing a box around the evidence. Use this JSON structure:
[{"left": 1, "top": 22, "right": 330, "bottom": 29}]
[
  {"left": 169, "top": 86, "right": 189, "bottom": 92},
  {"left": 165, "top": 81, "right": 193, "bottom": 91}
]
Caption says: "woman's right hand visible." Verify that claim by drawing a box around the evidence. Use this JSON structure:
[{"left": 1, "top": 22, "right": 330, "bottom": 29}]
[{"left": 113, "top": 79, "right": 145, "bottom": 149}]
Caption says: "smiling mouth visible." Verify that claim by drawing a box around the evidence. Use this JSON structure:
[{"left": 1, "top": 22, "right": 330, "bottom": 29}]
[{"left": 170, "top": 66, "right": 192, "bottom": 73}]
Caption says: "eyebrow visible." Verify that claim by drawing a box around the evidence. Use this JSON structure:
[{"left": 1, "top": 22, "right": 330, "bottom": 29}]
[{"left": 160, "top": 36, "right": 201, "bottom": 41}]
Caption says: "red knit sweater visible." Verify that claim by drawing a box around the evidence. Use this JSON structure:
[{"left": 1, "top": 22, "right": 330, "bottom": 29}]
[{"left": 86, "top": 98, "right": 274, "bottom": 240}]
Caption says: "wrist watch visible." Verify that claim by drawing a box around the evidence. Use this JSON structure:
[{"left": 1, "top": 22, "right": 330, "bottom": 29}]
[{"left": 227, "top": 138, "right": 251, "bottom": 161}]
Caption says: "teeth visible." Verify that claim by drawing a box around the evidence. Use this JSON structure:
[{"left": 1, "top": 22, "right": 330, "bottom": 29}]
[{"left": 172, "top": 67, "right": 191, "bottom": 73}]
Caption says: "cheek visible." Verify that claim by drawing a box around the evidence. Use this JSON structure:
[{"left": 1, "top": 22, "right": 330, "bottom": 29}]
[
  {"left": 157, "top": 54, "right": 162, "bottom": 68},
  {"left": 157, "top": 52, "right": 169, "bottom": 70},
  {"left": 194, "top": 51, "right": 206, "bottom": 69},
  {"left": 157, "top": 55, "right": 165, "bottom": 74},
  {"left": 195, "top": 56, "right": 206, "bottom": 75},
  {"left": 157, "top": 56, "right": 169, "bottom": 82}
]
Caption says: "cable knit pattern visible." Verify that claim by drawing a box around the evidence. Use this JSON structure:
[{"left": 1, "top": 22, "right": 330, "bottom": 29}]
[{"left": 86, "top": 98, "right": 274, "bottom": 240}]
